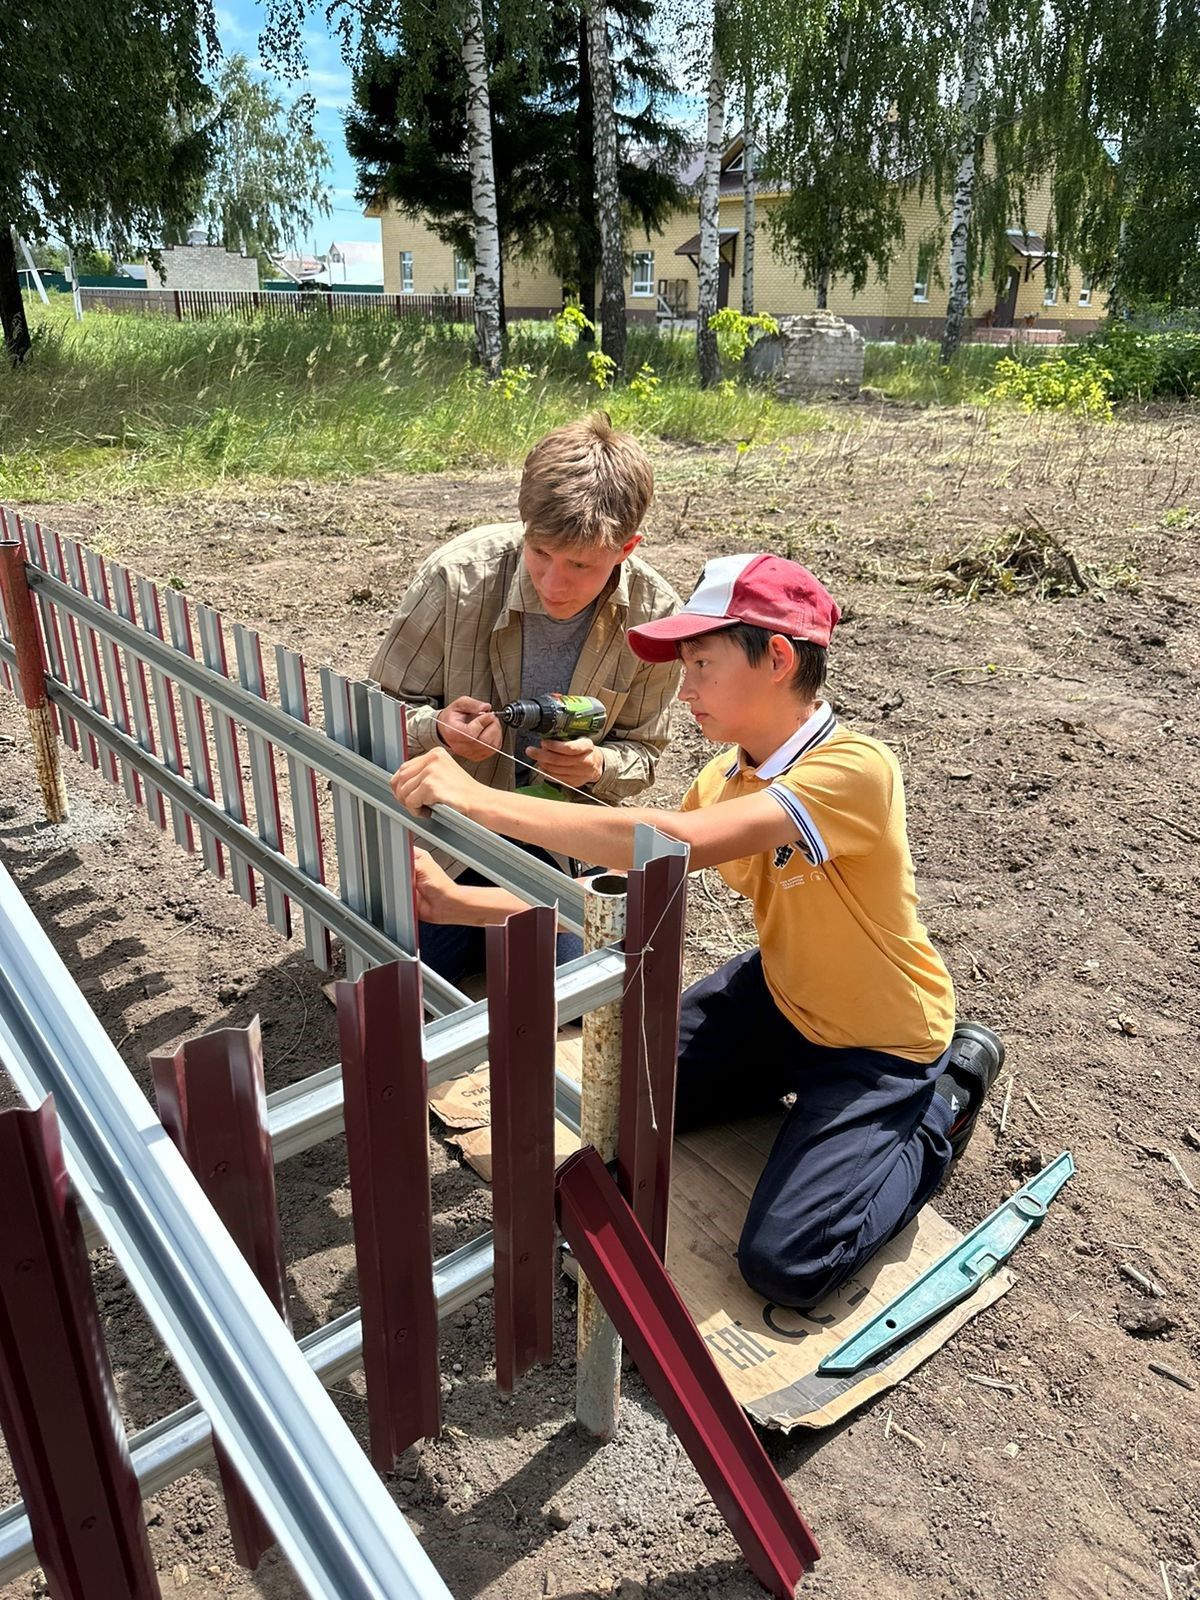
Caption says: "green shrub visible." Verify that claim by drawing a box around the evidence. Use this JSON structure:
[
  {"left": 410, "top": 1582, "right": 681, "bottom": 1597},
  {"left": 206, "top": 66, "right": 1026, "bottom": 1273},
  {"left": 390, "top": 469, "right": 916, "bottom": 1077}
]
[
  {"left": 989, "top": 353, "right": 1114, "bottom": 419},
  {"left": 1084, "top": 322, "right": 1200, "bottom": 400}
]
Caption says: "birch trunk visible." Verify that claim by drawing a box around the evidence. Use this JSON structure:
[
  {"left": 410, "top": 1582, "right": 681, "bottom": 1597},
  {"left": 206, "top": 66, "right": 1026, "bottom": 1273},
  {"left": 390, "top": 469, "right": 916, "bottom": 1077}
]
[
  {"left": 741, "top": 76, "right": 756, "bottom": 317},
  {"left": 697, "top": 30, "right": 726, "bottom": 390},
  {"left": 587, "top": 0, "right": 626, "bottom": 374},
  {"left": 461, "top": 0, "right": 503, "bottom": 381},
  {"left": 939, "top": 0, "right": 989, "bottom": 364}
]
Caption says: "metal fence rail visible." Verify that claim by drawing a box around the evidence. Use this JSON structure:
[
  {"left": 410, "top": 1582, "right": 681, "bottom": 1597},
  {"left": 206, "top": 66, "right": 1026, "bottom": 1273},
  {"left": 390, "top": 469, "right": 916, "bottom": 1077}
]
[
  {"left": 0, "top": 862, "right": 453, "bottom": 1600},
  {"left": 0, "top": 511, "right": 812, "bottom": 1596},
  {"left": 0, "top": 1237, "right": 495, "bottom": 1586}
]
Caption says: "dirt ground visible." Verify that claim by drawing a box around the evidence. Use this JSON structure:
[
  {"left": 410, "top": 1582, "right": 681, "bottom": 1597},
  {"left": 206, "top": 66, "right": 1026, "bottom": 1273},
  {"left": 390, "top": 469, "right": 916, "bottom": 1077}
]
[{"left": 1, "top": 399, "right": 1199, "bottom": 1600}]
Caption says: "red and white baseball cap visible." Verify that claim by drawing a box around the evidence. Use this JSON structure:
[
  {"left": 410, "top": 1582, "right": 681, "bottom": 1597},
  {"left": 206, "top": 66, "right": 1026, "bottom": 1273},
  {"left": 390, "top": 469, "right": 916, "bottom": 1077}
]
[{"left": 627, "top": 553, "right": 841, "bottom": 663}]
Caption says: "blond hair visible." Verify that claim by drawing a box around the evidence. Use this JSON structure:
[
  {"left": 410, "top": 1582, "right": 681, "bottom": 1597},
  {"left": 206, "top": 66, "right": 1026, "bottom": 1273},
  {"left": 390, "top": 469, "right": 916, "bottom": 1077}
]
[{"left": 517, "top": 413, "right": 654, "bottom": 552}]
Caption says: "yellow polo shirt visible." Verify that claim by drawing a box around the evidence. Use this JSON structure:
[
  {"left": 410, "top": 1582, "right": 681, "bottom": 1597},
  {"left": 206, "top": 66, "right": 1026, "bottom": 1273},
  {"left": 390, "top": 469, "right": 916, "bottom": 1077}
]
[{"left": 680, "top": 705, "right": 954, "bottom": 1063}]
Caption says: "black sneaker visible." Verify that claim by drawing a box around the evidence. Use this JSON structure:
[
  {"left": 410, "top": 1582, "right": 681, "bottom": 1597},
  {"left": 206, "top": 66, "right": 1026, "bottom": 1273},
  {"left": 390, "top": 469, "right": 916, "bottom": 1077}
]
[{"left": 936, "top": 1022, "right": 1006, "bottom": 1162}]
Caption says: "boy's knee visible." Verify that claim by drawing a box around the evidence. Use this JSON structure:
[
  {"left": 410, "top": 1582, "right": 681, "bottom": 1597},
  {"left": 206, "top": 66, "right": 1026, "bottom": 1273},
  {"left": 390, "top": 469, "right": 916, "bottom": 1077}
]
[{"left": 737, "top": 1232, "right": 848, "bottom": 1311}]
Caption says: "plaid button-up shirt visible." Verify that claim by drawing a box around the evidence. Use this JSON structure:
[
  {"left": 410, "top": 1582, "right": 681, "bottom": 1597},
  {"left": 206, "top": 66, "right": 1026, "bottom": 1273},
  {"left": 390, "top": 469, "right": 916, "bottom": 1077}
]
[{"left": 369, "top": 522, "right": 682, "bottom": 806}]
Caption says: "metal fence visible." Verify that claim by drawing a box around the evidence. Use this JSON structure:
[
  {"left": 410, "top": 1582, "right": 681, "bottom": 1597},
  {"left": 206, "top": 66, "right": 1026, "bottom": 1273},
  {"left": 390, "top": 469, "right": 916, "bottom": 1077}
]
[
  {"left": 0, "top": 511, "right": 822, "bottom": 1599},
  {"left": 77, "top": 285, "right": 475, "bottom": 324}
]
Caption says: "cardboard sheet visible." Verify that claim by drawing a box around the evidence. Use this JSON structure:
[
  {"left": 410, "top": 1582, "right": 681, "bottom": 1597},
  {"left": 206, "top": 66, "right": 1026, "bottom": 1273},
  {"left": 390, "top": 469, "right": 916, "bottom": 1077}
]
[{"left": 429, "top": 1047, "right": 1013, "bottom": 1431}]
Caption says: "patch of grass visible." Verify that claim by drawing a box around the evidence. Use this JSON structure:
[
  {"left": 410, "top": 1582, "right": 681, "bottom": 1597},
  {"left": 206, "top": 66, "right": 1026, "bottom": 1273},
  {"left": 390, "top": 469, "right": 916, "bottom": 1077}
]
[
  {"left": 864, "top": 339, "right": 1042, "bottom": 405},
  {"left": 0, "top": 303, "right": 827, "bottom": 499}
]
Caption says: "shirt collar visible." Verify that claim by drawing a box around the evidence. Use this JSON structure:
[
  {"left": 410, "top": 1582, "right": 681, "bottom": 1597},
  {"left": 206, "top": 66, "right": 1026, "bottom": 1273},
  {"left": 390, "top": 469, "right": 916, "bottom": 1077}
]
[
  {"left": 496, "top": 545, "right": 630, "bottom": 629},
  {"left": 724, "top": 701, "right": 838, "bottom": 780}
]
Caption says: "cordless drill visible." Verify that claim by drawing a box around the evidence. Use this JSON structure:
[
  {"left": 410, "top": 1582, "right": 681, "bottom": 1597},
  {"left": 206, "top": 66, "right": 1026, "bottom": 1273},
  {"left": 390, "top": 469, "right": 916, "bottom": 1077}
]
[
  {"left": 499, "top": 693, "right": 608, "bottom": 740},
  {"left": 499, "top": 693, "right": 608, "bottom": 800}
]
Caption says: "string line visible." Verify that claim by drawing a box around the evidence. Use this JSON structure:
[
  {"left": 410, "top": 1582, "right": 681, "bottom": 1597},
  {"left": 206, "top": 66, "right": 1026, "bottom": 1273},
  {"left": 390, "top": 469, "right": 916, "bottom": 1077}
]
[{"left": 420, "top": 714, "right": 708, "bottom": 1133}]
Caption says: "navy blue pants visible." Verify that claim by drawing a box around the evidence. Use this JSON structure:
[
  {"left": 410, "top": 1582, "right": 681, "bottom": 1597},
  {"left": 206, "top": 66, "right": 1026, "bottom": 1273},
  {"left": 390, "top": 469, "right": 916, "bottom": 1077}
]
[
  {"left": 676, "top": 950, "right": 954, "bottom": 1309},
  {"left": 419, "top": 844, "right": 584, "bottom": 984}
]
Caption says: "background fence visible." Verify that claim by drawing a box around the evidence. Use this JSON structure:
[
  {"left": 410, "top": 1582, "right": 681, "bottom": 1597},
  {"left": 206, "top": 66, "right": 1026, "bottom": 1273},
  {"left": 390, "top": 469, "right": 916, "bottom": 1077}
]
[{"left": 77, "top": 286, "right": 476, "bottom": 323}]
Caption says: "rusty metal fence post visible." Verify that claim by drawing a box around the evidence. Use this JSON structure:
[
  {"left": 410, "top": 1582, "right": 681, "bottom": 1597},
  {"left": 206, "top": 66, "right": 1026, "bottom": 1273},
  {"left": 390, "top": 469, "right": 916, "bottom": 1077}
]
[
  {"left": 487, "top": 905, "right": 557, "bottom": 1391},
  {"left": 0, "top": 1100, "right": 160, "bottom": 1599},
  {"left": 575, "top": 872, "right": 628, "bottom": 1440},
  {"left": 336, "top": 959, "right": 442, "bottom": 1468},
  {"left": 0, "top": 528, "right": 68, "bottom": 822},
  {"left": 150, "top": 1020, "right": 288, "bottom": 1571}
]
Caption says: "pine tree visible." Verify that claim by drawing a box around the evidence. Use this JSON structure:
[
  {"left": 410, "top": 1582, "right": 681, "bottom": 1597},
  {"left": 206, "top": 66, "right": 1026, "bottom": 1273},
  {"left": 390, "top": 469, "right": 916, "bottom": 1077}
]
[{"left": 344, "top": 0, "right": 686, "bottom": 341}]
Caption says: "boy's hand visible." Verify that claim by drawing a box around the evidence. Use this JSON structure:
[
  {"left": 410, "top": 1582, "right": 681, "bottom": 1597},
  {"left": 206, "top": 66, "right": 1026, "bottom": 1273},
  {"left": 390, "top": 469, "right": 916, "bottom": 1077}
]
[
  {"left": 525, "top": 737, "right": 604, "bottom": 789},
  {"left": 435, "top": 696, "right": 503, "bottom": 761},
  {"left": 411, "top": 847, "right": 461, "bottom": 922},
  {"left": 392, "top": 747, "right": 487, "bottom": 819}
]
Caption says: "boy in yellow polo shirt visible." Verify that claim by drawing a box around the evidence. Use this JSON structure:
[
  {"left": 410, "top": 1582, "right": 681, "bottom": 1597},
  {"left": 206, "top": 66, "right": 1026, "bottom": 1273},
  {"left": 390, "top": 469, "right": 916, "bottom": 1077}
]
[{"left": 392, "top": 553, "right": 1004, "bottom": 1309}]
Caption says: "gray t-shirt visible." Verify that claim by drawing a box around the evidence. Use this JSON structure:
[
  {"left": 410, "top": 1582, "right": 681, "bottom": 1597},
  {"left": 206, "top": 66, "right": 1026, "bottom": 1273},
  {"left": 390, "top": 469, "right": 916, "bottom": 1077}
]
[{"left": 517, "top": 602, "right": 598, "bottom": 783}]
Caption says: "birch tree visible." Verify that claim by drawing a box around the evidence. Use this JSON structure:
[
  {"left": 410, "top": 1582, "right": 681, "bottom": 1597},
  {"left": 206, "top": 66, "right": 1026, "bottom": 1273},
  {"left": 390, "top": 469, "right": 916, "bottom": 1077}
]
[
  {"left": 462, "top": 0, "right": 503, "bottom": 379},
  {"left": 696, "top": 13, "right": 726, "bottom": 389},
  {"left": 765, "top": 0, "right": 946, "bottom": 314},
  {"left": 1033, "top": 0, "right": 1200, "bottom": 310},
  {"left": 263, "top": 0, "right": 512, "bottom": 377},
  {"left": 741, "top": 75, "right": 756, "bottom": 314},
  {"left": 587, "top": 0, "right": 627, "bottom": 373},
  {"left": 196, "top": 55, "right": 331, "bottom": 263},
  {"left": 938, "top": 0, "right": 990, "bottom": 362},
  {"left": 0, "top": 0, "right": 214, "bottom": 363}
]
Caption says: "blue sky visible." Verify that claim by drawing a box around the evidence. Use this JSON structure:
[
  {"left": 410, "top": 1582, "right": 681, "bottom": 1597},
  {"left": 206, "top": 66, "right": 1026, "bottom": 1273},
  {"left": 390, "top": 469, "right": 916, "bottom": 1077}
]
[{"left": 215, "top": 0, "right": 376, "bottom": 246}]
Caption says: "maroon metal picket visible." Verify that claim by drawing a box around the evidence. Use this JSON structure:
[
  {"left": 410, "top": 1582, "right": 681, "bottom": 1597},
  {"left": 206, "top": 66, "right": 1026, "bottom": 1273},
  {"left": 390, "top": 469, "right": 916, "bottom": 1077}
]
[
  {"left": 486, "top": 906, "right": 558, "bottom": 1390},
  {"left": 0, "top": 1100, "right": 161, "bottom": 1599},
  {"left": 336, "top": 960, "right": 442, "bottom": 1468},
  {"left": 151, "top": 1020, "right": 289, "bottom": 1570},
  {"left": 557, "top": 1146, "right": 821, "bottom": 1598},
  {"left": 619, "top": 851, "right": 690, "bottom": 1259}
]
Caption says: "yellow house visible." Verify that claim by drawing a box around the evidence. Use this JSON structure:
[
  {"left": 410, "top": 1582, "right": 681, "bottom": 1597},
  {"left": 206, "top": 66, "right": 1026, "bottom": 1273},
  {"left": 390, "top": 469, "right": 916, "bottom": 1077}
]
[{"left": 370, "top": 138, "right": 1101, "bottom": 338}]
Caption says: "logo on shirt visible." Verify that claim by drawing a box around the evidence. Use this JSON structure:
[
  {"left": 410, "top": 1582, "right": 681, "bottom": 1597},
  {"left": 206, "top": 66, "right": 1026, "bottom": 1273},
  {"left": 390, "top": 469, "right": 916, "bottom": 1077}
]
[{"left": 773, "top": 843, "right": 796, "bottom": 869}]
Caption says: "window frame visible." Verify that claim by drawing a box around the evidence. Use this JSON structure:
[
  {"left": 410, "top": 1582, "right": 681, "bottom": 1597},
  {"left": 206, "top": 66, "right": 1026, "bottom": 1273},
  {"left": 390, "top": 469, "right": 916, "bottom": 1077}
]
[
  {"left": 1043, "top": 265, "right": 1058, "bottom": 307},
  {"left": 630, "top": 250, "right": 655, "bottom": 297},
  {"left": 399, "top": 250, "right": 414, "bottom": 294},
  {"left": 453, "top": 253, "right": 470, "bottom": 295},
  {"left": 912, "top": 278, "right": 929, "bottom": 304},
  {"left": 1078, "top": 274, "right": 1092, "bottom": 308}
]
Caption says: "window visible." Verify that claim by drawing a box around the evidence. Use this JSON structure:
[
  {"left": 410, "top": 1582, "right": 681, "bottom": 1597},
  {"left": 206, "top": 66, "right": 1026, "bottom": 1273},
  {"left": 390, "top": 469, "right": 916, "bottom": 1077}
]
[
  {"left": 631, "top": 250, "right": 655, "bottom": 297},
  {"left": 1078, "top": 274, "right": 1092, "bottom": 308},
  {"left": 400, "top": 251, "right": 414, "bottom": 293},
  {"left": 1043, "top": 264, "right": 1058, "bottom": 306},
  {"left": 454, "top": 253, "right": 470, "bottom": 294},
  {"left": 912, "top": 239, "right": 935, "bottom": 303}
]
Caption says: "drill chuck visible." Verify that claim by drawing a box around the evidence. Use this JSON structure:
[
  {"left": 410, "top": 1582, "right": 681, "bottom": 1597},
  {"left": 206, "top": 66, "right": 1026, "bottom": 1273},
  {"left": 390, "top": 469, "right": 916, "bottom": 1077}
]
[{"left": 499, "top": 693, "right": 607, "bottom": 740}]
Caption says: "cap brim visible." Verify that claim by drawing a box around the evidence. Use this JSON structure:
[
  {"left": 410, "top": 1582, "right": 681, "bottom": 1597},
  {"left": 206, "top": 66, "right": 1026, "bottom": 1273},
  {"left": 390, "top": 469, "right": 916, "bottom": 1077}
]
[{"left": 626, "top": 612, "right": 734, "bottom": 663}]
